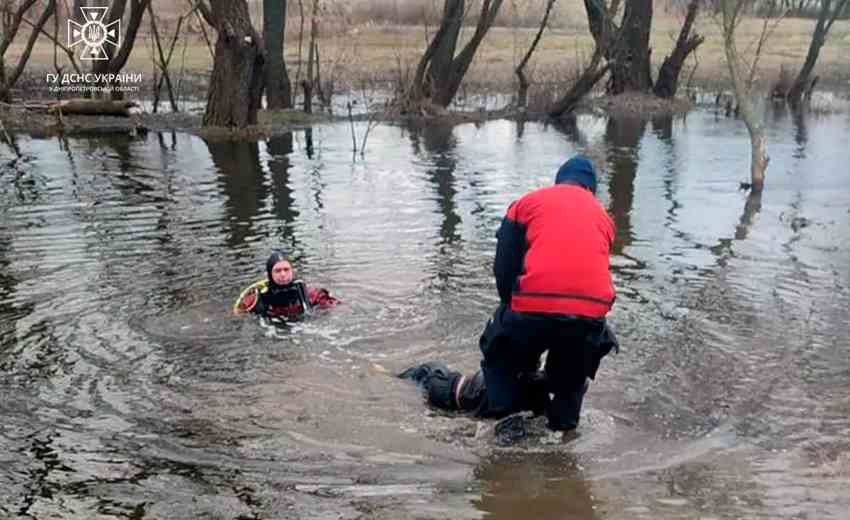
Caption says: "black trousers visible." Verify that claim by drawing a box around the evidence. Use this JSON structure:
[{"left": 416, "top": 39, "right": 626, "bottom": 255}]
[{"left": 478, "top": 304, "right": 617, "bottom": 431}]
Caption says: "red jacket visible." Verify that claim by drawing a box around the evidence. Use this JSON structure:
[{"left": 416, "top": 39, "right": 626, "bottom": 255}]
[{"left": 494, "top": 184, "right": 615, "bottom": 318}]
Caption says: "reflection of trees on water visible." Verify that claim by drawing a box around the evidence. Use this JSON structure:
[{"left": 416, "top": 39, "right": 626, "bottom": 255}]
[
  {"left": 102, "top": 136, "right": 133, "bottom": 174},
  {"left": 791, "top": 106, "right": 808, "bottom": 159},
  {"left": 156, "top": 131, "right": 178, "bottom": 152},
  {"left": 735, "top": 191, "right": 763, "bottom": 242},
  {"left": 472, "top": 451, "right": 598, "bottom": 520},
  {"left": 1, "top": 130, "right": 23, "bottom": 160},
  {"left": 550, "top": 115, "right": 584, "bottom": 148},
  {"left": 651, "top": 114, "right": 685, "bottom": 235},
  {"left": 769, "top": 103, "right": 809, "bottom": 159},
  {"left": 205, "top": 139, "right": 268, "bottom": 250},
  {"left": 407, "top": 123, "right": 462, "bottom": 246},
  {"left": 708, "top": 190, "right": 764, "bottom": 267},
  {"left": 0, "top": 232, "right": 32, "bottom": 356},
  {"left": 267, "top": 133, "right": 300, "bottom": 245},
  {"left": 304, "top": 127, "right": 315, "bottom": 159},
  {"left": 604, "top": 116, "right": 647, "bottom": 255},
  {"left": 298, "top": 128, "right": 326, "bottom": 216},
  {"left": 407, "top": 122, "right": 464, "bottom": 293}
]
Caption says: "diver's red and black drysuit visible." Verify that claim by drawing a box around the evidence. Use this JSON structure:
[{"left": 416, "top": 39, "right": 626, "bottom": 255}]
[{"left": 233, "top": 251, "right": 338, "bottom": 320}]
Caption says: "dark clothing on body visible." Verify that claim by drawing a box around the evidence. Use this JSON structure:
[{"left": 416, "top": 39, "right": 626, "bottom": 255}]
[{"left": 481, "top": 155, "right": 617, "bottom": 431}]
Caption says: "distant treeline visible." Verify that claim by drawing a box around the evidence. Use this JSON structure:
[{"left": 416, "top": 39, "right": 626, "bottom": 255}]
[
  {"left": 323, "top": 0, "right": 850, "bottom": 28},
  {"left": 699, "top": 0, "right": 850, "bottom": 18}
]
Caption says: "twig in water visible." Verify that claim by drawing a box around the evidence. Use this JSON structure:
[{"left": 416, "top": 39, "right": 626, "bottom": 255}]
[
  {"left": 0, "top": 115, "right": 22, "bottom": 159},
  {"left": 0, "top": 116, "right": 13, "bottom": 147},
  {"left": 346, "top": 101, "right": 357, "bottom": 153}
]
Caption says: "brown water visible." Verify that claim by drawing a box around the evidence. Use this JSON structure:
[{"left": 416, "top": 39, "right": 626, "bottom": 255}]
[{"left": 1, "top": 104, "right": 849, "bottom": 519}]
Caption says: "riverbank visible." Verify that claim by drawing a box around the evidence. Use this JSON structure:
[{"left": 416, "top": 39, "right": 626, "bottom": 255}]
[
  {"left": 4, "top": 10, "right": 849, "bottom": 112},
  {"left": 0, "top": 90, "right": 702, "bottom": 142}
]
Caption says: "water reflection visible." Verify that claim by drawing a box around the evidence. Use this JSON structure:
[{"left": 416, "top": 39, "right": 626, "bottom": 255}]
[
  {"left": 205, "top": 139, "right": 267, "bottom": 249},
  {"left": 473, "top": 451, "right": 597, "bottom": 520},
  {"left": 604, "top": 116, "right": 646, "bottom": 254},
  {"left": 651, "top": 114, "right": 682, "bottom": 234},
  {"left": 266, "top": 133, "right": 300, "bottom": 244},
  {"left": 408, "top": 122, "right": 462, "bottom": 246},
  {"left": 304, "top": 127, "right": 315, "bottom": 159},
  {"left": 407, "top": 122, "right": 466, "bottom": 295},
  {"left": 156, "top": 131, "right": 178, "bottom": 152},
  {"left": 707, "top": 190, "right": 764, "bottom": 267},
  {"left": 0, "top": 231, "right": 27, "bottom": 352},
  {"left": 791, "top": 106, "right": 808, "bottom": 159},
  {"left": 550, "top": 116, "right": 583, "bottom": 147}
]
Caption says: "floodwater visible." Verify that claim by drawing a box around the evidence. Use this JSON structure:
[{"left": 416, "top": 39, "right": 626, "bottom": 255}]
[{"left": 1, "top": 103, "right": 849, "bottom": 519}]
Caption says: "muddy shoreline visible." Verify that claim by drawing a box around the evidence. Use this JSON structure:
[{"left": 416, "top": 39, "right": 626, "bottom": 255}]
[{"left": 0, "top": 92, "right": 696, "bottom": 142}]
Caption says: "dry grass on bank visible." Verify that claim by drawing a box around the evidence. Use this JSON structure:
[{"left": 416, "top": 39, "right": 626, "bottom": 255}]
[{"left": 6, "top": 2, "right": 850, "bottom": 104}]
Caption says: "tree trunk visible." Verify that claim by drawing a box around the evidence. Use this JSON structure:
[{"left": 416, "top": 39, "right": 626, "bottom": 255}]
[
  {"left": 721, "top": 0, "right": 768, "bottom": 192},
  {"left": 437, "top": 0, "right": 503, "bottom": 107},
  {"left": 203, "top": 0, "right": 264, "bottom": 128},
  {"left": 0, "top": 0, "right": 56, "bottom": 102},
  {"left": 410, "top": 0, "right": 463, "bottom": 103},
  {"left": 302, "top": 2, "right": 318, "bottom": 114},
  {"left": 147, "top": 3, "right": 178, "bottom": 112},
  {"left": 583, "top": 0, "right": 616, "bottom": 49},
  {"left": 548, "top": 51, "right": 610, "bottom": 117},
  {"left": 787, "top": 0, "right": 849, "bottom": 103},
  {"left": 0, "top": 0, "right": 40, "bottom": 59},
  {"left": 264, "top": 0, "right": 292, "bottom": 109},
  {"left": 0, "top": 58, "right": 8, "bottom": 103},
  {"left": 90, "top": 0, "right": 151, "bottom": 99},
  {"left": 48, "top": 98, "right": 138, "bottom": 116},
  {"left": 608, "top": 0, "right": 653, "bottom": 94},
  {"left": 409, "top": 0, "right": 503, "bottom": 108},
  {"left": 421, "top": 0, "right": 464, "bottom": 105},
  {"left": 749, "top": 132, "right": 768, "bottom": 191},
  {"left": 653, "top": 0, "right": 704, "bottom": 98},
  {"left": 515, "top": 0, "right": 555, "bottom": 109}
]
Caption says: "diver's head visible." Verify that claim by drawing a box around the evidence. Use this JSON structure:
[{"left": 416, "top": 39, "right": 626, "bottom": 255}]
[{"left": 266, "top": 250, "right": 294, "bottom": 287}]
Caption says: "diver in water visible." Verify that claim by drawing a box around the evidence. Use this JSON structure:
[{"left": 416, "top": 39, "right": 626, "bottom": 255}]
[{"left": 233, "top": 250, "right": 339, "bottom": 320}]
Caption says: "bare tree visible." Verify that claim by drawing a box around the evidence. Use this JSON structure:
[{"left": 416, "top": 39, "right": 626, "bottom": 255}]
[
  {"left": 264, "top": 0, "right": 292, "bottom": 109},
  {"left": 515, "top": 0, "right": 556, "bottom": 109},
  {"left": 787, "top": 0, "right": 849, "bottom": 103},
  {"left": 408, "top": 0, "right": 504, "bottom": 109},
  {"left": 200, "top": 0, "right": 264, "bottom": 128},
  {"left": 609, "top": 0, "right": 653, "bottom": 93},
  {"left": 583, "top": 0, "right": 652, "bottom": 93},
  {"left": 720, "top": 0, "right": 768, "bottom": 191},
  {"left": 302, "top": 0, "right": 318, "bottom": 113},
  {"left": 149, "top": 2, "right": 195, "bottom": 112},
  {"left": 85, "top": 0, "right": 152, "bottom": 99},
  {"left": 547, "top": 48, "right": 610, "bottom": 117},
  {"left": 654, "top": 0, "right": 704, "bottom": 98},
  {"left": 583, "top": 0, "right": 703, "bottom": 96},
  {"left": 0, "top": 0, "right": 57, "bottom": 102},
  {"left": 547, "top": 0, "right": 617, "bottom": 117}
]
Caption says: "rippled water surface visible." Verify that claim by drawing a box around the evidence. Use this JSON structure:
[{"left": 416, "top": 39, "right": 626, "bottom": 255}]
[{"left": 2, "top": 105, "right": 849, "bottom": 519}]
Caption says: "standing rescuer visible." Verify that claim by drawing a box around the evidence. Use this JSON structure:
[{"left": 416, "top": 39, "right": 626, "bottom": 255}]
[
  {"left": 233, "top": 250, "right": 338, "bottom": 320},
  {"left": 478, "top": 155, "right": 618, "bottom": 431},
  {"left": 397, "top": 156, "right": 618, "bottom": 433}
]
